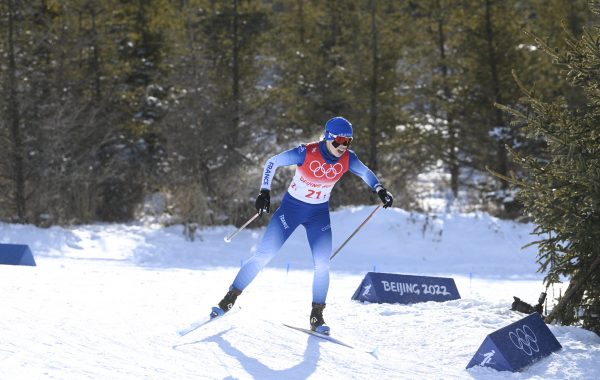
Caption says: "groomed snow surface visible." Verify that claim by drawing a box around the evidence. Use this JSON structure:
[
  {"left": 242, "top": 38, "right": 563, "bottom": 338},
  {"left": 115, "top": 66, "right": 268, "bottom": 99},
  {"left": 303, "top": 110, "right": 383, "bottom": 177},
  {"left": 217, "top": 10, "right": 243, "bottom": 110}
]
[{"left": 1, "top": 206, "right": 599, "bottom": 379}]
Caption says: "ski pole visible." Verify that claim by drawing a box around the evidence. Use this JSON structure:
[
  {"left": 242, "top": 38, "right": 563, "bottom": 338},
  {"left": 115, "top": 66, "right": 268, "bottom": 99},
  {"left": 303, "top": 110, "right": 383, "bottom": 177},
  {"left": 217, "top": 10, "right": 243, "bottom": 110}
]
[
  {"left": 224, "top": 213, "right": 260, "bottom": 243},
  {"left": 330, "top": 205, "right": 382, "bottom": 260}
]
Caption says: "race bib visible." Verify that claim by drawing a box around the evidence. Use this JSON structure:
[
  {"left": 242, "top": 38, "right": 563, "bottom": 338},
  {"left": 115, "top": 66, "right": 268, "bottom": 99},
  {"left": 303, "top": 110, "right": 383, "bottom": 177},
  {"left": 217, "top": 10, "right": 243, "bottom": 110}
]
[{"left": 287, "top": 142, "right": 349, "bottom": 204}]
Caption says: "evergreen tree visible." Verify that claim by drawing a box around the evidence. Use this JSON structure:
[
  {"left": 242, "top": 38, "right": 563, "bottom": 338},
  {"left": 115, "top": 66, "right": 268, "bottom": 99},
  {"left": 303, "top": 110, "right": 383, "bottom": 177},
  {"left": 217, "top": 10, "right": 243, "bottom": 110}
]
[
  {"left": 0, "top": 0, "right": 68, "bottom": 224},
  {"left": 258, "top": 0, "right": 362, "bottom": 206},
  {"left": 451, "top": 0, "right": 532, "bottom": 214},
  {"left": 0, "top": 0, "right": 27, "bottom": 222},
  {"left": 354, "top": 1, "right": 417, "bottom": 208},
  {"left": 87, "top": 0, "right": 174, "bottom": 221},
  {"left": 521, "top": 0, "right": 592, "bottom": 115},
  {"left": 268, "top": 1, "right": 413, "bottom": 207},
  {"left": 403, "top": 0, "right": 466, "bottom": 200},
  {"left": 1, "top": 0, "right": 596, "bottom": 226},
  {"left": 157, "top": 0, "right": 272, "bottom": 225},
  {"left": 498, "top": 2, "right": 600, "bottom": 335}
]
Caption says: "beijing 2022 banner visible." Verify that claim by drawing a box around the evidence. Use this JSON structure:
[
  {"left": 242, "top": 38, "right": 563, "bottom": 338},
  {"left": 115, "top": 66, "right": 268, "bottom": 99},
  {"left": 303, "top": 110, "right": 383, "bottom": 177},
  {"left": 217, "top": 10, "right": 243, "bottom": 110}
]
[{"left": 351, "top": 272, "right": 460, "bottom": 304}]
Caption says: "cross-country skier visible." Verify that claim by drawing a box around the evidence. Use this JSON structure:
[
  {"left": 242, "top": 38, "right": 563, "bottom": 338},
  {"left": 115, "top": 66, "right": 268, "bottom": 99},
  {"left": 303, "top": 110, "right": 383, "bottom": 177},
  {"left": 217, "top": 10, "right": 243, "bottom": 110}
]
[{"left": 210, "top": 116, "right": 393, "bottom": 335}]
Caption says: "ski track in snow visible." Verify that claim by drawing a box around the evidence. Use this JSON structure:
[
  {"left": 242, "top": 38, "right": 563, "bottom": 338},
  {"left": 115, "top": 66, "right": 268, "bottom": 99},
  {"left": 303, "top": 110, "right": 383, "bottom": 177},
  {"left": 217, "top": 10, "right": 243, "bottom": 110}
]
[{"left": 1, "top": 207, "right": 599, "bottom": 379}]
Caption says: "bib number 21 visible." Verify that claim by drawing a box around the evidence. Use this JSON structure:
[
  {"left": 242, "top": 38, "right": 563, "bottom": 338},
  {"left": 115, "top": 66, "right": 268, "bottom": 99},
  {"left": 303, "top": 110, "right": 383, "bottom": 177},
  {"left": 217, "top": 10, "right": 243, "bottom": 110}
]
[{"left": 306, "top": 190, "right": 323, "bottom": 199}]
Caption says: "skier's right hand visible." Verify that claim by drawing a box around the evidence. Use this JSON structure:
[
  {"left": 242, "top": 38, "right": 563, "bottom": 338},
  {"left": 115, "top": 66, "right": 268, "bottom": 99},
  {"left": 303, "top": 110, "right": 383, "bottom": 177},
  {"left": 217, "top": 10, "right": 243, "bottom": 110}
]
[{"left": 255, "top": 189, "right": 270, "bottom": 216}]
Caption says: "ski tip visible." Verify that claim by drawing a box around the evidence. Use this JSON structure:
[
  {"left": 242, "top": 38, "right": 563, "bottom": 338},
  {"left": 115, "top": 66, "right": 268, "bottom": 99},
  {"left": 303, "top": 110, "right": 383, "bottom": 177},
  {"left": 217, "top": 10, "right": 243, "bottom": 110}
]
[{"left": 368, "top": 345, "right": 380, "bottom": 360}]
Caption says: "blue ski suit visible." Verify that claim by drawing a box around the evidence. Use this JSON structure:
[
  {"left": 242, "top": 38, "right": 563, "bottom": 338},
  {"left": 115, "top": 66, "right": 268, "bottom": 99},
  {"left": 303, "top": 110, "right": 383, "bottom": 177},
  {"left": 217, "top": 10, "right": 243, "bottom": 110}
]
[{"left": 231, "top": 141, "right": 382, "bottom": 303}]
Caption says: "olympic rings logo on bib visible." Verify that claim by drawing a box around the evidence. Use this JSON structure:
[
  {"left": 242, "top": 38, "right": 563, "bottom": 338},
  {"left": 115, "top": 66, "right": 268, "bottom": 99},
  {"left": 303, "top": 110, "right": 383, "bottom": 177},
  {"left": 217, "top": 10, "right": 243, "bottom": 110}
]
[{"left": 309, "top": 160, "right": 343, "bottom": 179}]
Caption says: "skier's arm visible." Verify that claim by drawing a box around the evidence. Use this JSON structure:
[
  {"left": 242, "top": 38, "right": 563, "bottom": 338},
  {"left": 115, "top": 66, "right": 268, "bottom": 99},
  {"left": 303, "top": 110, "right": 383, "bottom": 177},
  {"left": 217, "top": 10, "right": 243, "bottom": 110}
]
[
  {"left": 349, "top": 151, "right": 393, "bottom": 208},
  {"left": 348, "top": 151, "right": 383, "bottom": 191},
  {"left": 260, "top": 145, "right": 306, "bottom": 190}
]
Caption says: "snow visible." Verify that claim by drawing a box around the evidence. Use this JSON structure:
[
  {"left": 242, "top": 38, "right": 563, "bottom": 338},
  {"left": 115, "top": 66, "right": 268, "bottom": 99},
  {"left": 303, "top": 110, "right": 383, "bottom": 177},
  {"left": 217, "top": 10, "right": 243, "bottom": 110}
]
[{"left": 1, "top": 207, "right": 599, "bottom": 379}]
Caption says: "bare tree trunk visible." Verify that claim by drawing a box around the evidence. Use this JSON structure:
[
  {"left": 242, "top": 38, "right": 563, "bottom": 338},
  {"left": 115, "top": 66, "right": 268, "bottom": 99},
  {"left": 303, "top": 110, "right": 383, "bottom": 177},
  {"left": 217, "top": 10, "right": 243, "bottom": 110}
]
[
  {"left": 231, "top": 0, "right": 240, "bottom": 147},
  {"left": 546, "top": 254, "right": 600, "bottom": 325},
  {"left": 435, "top": 1, "right": 458, "bottom": 197},
  {"left": 297, "top": 0, "right": 305, "bottom": 44},
  {"left": 90, "top": 6, "right": 102, "bottom": 101},
  {"left": 368, "top": 0, "right": 379, "bottom": 172},
  {"left": 6, "top": 0, "right": 26, "bottom": 221},
  {"left": 484, "top": 0, "right": 508, "bottom": 189},
  {"left": 326, "top": 1, "right": 338, "bottom": 49}
]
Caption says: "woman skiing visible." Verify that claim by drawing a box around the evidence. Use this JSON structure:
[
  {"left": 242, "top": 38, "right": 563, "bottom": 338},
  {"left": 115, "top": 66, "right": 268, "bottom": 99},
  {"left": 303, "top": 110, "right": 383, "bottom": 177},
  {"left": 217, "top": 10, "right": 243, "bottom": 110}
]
[{"left": 210, "top": 116, "right": 393, "bottom": 335}]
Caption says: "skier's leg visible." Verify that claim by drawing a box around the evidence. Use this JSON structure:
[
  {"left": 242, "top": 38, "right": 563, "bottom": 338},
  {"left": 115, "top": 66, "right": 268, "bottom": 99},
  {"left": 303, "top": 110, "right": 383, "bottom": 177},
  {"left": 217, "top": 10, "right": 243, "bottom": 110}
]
[
  {"left": 231, "top": 204, "right": 298, "bottom": 291},
  {"left": 304, "top": 209, "right": 332, "bottom": 334},
  {"left": 212, "top": 204, "right": 298, "bottom": 318},
  {"left": 305, "top": 210, "right": 332, "bottom": 304}
]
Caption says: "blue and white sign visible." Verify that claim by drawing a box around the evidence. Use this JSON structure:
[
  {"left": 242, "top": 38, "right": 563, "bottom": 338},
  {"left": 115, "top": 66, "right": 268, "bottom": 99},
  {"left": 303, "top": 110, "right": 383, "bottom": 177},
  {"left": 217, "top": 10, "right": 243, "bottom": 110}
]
[
  {"left": 466, "top": 312, "right": 562, "bottom": 372},
  {"left": 351, "top": 272, "right": 460, "bottom": 304},
  {"left": 0, "top": 243, "right": 36, "bottom": 266}
]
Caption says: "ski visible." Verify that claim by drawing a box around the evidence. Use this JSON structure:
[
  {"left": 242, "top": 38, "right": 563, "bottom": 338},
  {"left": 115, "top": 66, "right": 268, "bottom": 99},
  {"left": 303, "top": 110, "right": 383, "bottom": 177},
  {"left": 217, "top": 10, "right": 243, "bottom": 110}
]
[
  {"left": 282, "top": 323, "right": 354, "bottom": 349},
  {"left": 177, "top": 317, "right": 212, "bottom": 337},
  {"left": 177, "top": 307, "right": 240, "bottom": 337},
  {"left": 283, "top": 323, "right": 380, "bottom": 358}
]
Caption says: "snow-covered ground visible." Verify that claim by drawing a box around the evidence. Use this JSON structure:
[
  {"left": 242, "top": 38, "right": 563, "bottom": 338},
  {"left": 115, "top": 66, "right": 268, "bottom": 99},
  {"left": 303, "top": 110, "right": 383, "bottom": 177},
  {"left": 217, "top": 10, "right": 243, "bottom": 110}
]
[{"left": 1, "top": 206, "right": 599, "bottom": 379}]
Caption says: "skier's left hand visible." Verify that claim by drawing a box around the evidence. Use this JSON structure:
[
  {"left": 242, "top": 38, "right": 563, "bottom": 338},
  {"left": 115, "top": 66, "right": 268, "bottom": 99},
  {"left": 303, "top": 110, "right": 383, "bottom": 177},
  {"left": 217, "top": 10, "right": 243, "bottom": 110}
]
[{"left": 377, "top": 188, "right": 393, "bottom": 208}]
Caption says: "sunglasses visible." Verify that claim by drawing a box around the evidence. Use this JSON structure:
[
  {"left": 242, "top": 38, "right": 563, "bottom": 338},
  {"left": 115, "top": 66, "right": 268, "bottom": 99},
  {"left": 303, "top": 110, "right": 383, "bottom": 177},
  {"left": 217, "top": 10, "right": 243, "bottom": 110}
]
[{"left": 331, "top": 134, "right": 353, "bottom": 147}]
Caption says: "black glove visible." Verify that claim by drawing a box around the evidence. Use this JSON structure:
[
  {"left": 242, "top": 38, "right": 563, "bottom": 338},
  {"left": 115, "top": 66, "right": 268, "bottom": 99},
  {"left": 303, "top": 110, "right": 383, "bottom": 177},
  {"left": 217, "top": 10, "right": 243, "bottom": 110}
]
[
  {"left": 255, "top": 189, "right": 270, "bottom": 216},
  {"left": 377, "top": 187, "right": 393, "bottom": 208}
]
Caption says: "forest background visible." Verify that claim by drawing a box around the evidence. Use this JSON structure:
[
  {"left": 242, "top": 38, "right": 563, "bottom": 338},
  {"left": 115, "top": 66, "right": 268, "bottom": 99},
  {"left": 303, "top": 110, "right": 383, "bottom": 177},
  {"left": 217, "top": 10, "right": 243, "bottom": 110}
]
[
  {"left": 0, "top": 0, "right": 595, "bottom": 226},
  {"left": 3, "top": 0, "right": 600, "bottom": 335}
]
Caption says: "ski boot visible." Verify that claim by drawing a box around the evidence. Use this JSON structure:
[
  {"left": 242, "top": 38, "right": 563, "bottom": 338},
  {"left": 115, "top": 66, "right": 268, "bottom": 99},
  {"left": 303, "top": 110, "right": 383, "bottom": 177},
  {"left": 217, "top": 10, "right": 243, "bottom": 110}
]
[
  {"left": 210, "top": 287, "right": 242, "bottom": 319},
  {"left": 310, "top": 303, "right": 330, "bottom": 335}
]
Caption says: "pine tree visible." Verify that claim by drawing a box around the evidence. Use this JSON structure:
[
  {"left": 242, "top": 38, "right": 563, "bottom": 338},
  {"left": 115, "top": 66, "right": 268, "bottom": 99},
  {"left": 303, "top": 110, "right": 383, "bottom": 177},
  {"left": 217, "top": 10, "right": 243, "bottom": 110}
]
[
  {"left": 403, "top": 0, "right": 466, "bottom": 200},
  {"left": 87, "top": 0, "right": 174, "bottom": 221},
  {"left": 269, "top": 1, "right": 412, "bottom": 207},
  {"left": 0, "top": 0, "right": 27, "bottom": 222},
  {"left": 0, "top": 0, "right": 68, "bottom": 223},
  {"left": 498, "top": 2, "right": 600, "bottom": 335},
  {"left": 455, "top": 1, "right": 528, "bottom": 187},
  {"left": 162, "top": 0, "right": 272, "bottom": 225}
]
